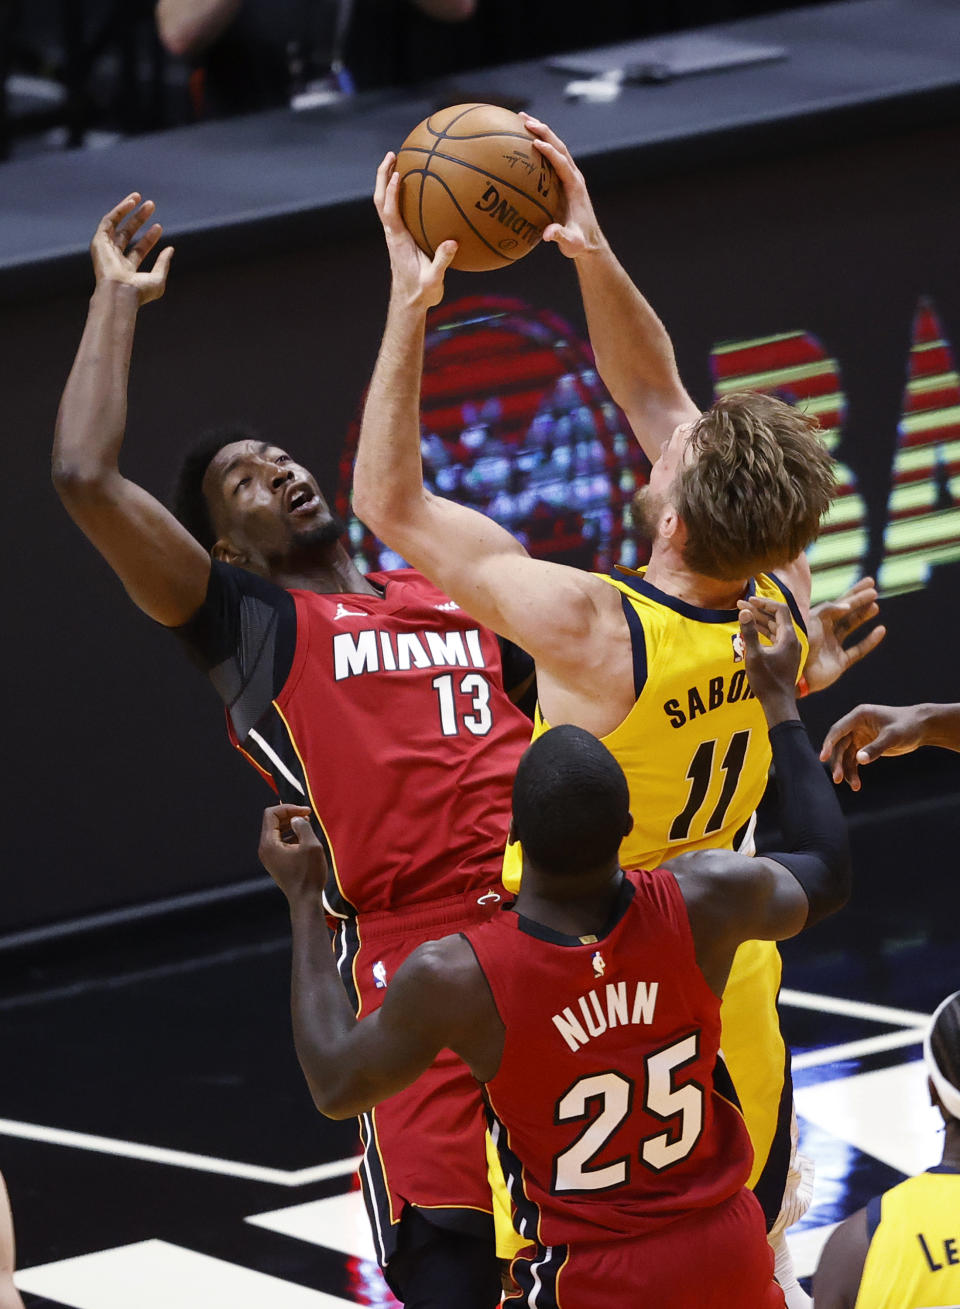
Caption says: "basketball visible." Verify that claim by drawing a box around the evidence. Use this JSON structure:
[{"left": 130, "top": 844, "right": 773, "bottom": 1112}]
[{"left": 395, "top": 103, "right": 563, "bottom": 273}]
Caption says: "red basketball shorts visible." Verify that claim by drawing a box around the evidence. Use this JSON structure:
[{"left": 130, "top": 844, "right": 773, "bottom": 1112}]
[{"left": 506, "top": 1187, "right": 785, "bottom": 1309}]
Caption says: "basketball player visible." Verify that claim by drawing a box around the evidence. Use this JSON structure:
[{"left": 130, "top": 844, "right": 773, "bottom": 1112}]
[
  {"left": 356, "top": 143, "right": 884, "bottom": 1307},
  {"left": 813, "top": 989, "right": 960, "bottom": 1308},
  {"left": 0, "top": 1172, "right": 23, "bottom": 1309},
  {"left": 821, "top": 700, "right": 960, "bottom": 789},
  {"left": 258, "top": 604, "right": 851, "bottom": 1307},
  {"left": 52, "top": 194, "right": 538, "bottom": 1307}
]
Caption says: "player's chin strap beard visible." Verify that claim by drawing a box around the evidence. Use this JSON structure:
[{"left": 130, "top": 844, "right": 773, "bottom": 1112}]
[{"left": 924, "top": 990, "right": 960, "bottom": 1120}]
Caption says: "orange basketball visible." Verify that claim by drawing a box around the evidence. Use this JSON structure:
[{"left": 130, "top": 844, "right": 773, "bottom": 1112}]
[{"left": 395, "top": 103, "right": 563, "bottom": 273}]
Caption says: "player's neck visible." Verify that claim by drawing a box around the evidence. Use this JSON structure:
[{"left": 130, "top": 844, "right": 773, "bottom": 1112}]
[
  {"left": 514, "top": 866, "right": 625, "bottom": 940},
  {"left": 644, "top": 547, "right": 749, "bottom": 611},
  {"left": 941, "top": 1120, "right": 960, "bottom": 1169},
  {"left": 269, "top": 544, "right": 381, "bottom": 596}
]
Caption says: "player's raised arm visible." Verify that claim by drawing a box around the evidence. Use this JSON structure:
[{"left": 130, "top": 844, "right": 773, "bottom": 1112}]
[
  {"left": 352, "top": 155, "right": 608, "bottom": 674},
  {"left": 258, "top": 805, "right": 498, "bottom": 1117},
  {"left": 52, "top": 196, "right": 211, "bottom": 627},
  {"left": 671, "top": 605, "right": 851, "bottom": 995},
  {"left": 520, "top": 114, "right": 699, "bottom": 462}
]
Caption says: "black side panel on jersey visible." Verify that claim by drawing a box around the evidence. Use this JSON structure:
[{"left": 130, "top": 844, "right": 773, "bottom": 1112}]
[
  {"left": 767, "top": 571, "right": 808, "bottom": 636},
  {"left": 619, "top": 592, "right": 648, "bottom": 701},
  {"left": 172, "top": 560, "right": 297, "bottom": 739}
]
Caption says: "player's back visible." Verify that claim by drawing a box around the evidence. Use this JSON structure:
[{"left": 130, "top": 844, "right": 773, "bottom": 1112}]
[
  {"left": 465, "top": 866, "right": 753, "bottom": 1249},
  {"left": 854, "top": 1168, "right": 960, "bottom": 1308}
]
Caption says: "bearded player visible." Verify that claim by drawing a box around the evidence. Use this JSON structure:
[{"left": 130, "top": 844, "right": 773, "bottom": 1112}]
[
  {"left": 52, "top": 194, "right": 540, "bottom": 1307},
  {"left": 354, "top": 135, "right": 883, "bottom": 1307},
  {"left": 258, "top": 605, "right": 851, "bottom": 1308}
]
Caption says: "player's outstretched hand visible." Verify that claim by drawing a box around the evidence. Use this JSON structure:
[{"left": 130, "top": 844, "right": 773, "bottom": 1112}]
[
  {"left": 738, "top": 601, "right": 802, "bottom": 727},
  {"left": 90, "top": 194, "right": 174, "bottom": 306},
  {"left": 520, "top": 114, "right": 602, "bottom": 260},
  {"left": 819, "top": 703, "right": 930, "bottom": 791},
  {"left": 258, "top": 803, "right": 327, "bottom": 900},
  {"left": 374, "top": 152, "right": 457, "bottom": 311},
  {"left": 803, "top": 577, "right": 886, "bottom": 693}
]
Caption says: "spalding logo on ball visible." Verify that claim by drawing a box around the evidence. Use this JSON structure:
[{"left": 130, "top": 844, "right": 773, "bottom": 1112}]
[{"left": 396, "top": 103, "right": 563, "bottom": 272}]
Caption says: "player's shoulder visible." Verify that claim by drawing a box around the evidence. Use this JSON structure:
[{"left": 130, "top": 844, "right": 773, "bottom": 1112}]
[{"left": 398, "top": 932, "right": 486, "bottom": 1003}]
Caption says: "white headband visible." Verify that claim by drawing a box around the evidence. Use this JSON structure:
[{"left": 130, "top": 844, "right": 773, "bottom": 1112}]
[{"left": 924, "top": 990, "right": 960, "bottom": 1121}]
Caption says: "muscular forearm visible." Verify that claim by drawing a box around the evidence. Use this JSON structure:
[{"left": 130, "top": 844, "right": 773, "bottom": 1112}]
[
  {"left": 352, "top": 295, "right": 429, "bottom": 535},
  {"left": 767, "top": 721, "right": 851, "bottom": 926},
  {"left": 287, "top": 896, "right": 366, "bottom": 1119},
  {"left": 53, "top": 282, "right": 140, "bottom": 490},
  {"left": 574, "top": 246, "right": 697, "bottom": 456}
]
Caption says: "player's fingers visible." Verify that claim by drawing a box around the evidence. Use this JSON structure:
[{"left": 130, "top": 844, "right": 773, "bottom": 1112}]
[
  {"left": 840, "top": 740, "right": 863, "bottom": 790},
  {"left": 154, "top": 245, "right": 175, "bottom": 278},
  {"left": 374, "top": 152, "right": 396, "bottom": 212},
  {"left": 100, "top": 193, "right": 141, "bottom": 231},
  {"left": 531, "top": 137, "right": 580, "bottom": 185},
  {"left": 432, "top": 240, "right": 458, "bottom": 274},
  {"left": 129, "top": 222, "right": 163, "bottom": 268},
  {"left": 855, "top": 723, "right": 901, "bottom": 764},
  {"left": 820, "top": 709, "right": 864, "bottom": 760},
  {"left": 772, "top": 601, "right": 794, "bottom": 645},
  {"left": 290, "top": 815, "right": 321, "bottom": 848},
  {"left": 738, "top": 607, "right": 762, "bottom": 656},
  {"left": 521, "top": 113, "right": 573, "bottom": 161},
  {"left": 117, "top": 198, "right": 156, "bottom": 247},
  {"left": 842, "top": 623, "right": 886, "bottom": 668},
  {"left": 380, "top": 170, "right": 404, "bottom": 229}
]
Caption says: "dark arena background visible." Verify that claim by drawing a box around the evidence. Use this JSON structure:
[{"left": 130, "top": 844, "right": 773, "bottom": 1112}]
[{"left": 1, "top": 0, "right": 959, "bottom": 1303}]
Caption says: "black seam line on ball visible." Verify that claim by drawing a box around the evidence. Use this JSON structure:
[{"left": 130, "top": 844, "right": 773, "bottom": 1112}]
[
  {"left": 399, "top": 149, "right": 555, "bottom": 226},
  {"left": 417, "top": 170, "right": 518, "bottom": 265}
]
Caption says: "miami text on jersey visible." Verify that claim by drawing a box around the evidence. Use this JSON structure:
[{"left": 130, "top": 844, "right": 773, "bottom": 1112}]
[{"left": 333, "top": 628, "right": 487, "bottom": 681}]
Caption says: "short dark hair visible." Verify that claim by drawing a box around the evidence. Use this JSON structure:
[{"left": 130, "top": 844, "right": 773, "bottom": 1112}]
[
  {"left": 171, "top": 425, "right": 264, "bottom": 550},
  {"left": 931, "top": 991, "right": 960, "bottom": 1118},
  {"left": 512, "top": 725, "right": 630, "bottom": 877}
]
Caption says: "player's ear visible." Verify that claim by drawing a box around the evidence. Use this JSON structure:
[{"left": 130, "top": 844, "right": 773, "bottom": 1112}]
[
  {"left": 623, "top": 813, "right": 634, "bottom": 840},
  {"left": 507, "top": 817, "right": 518, "bottom": 846},
  {"left": 212, "top": 536, "right": 247, "bottom": 567}
]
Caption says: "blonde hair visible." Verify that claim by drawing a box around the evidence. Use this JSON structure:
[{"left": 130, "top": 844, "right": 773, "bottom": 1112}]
[{"left": 664, "top": 391, "right": 836, "bottom": 580}]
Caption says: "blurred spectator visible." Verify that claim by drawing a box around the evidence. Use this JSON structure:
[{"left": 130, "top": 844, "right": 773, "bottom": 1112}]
[{"left": 154, "top": 0, "right": 479, "bottom": 116}]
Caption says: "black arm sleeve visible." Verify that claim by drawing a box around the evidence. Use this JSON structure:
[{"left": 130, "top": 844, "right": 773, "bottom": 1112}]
[
  {"left": 170, "top": 561, "right": 297, "bottom": 739},
  {"left": 761, "top": 719, "right": 852, "bottom": 928}
]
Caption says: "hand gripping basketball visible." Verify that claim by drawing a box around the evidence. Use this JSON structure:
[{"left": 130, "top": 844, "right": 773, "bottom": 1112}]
[{"left": 393, "top": 103, "right": 563, "bottom": 273}]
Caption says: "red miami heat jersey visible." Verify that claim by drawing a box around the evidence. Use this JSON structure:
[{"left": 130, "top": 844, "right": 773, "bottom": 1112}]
[
  {"left": 465, "top": 867, "right": 753, "bottom": 1249},
  {"left": 206, "top": 567, "right": 532, "bottom": 918}
]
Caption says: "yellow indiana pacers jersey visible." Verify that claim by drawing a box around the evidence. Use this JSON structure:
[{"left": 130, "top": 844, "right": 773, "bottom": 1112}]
[
  {"left": 500, "top": 566, "right": 809, "bottom": 1200},
  {"left": 503, "top": 567, "right": 808, "bottom": 888},
  {"left": 856, "top": 1168, "right": 960, "bottom": 1308}
]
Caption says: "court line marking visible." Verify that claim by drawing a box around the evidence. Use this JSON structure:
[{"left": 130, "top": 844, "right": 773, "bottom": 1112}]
[
  {"left": 0, "top": 1118, "right": 358, "bottom": 1187},
  {"left": 780, "top": 988, "right": 930, "bottom": 1027},
  {"left": 792, "top": 1028, "right": 925, "bottom": 1071}
]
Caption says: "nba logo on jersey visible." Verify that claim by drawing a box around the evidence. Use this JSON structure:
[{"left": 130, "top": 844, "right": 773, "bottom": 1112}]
[
  {"left": 592, "top": 951, "right": 606, "bottom": 977},
  {"left": 731, "top": 631, "right": 745, "bottom": 663},
  {"left": 373, "top": 961, "right": 388, "bottom": 989}
]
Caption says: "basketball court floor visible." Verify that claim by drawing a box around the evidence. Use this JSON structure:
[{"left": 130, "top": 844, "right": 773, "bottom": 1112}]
[{"left": 3, "top": 761, "right": 958, "bottom": 1307}]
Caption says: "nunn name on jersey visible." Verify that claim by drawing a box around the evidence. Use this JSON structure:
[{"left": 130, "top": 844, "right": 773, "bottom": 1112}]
[
  {"left": 334, "top": 629, "right": 487, "bottom": 681},
  {"left": 553, "top": 981, "right": 659, "bottom": 1052}
]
